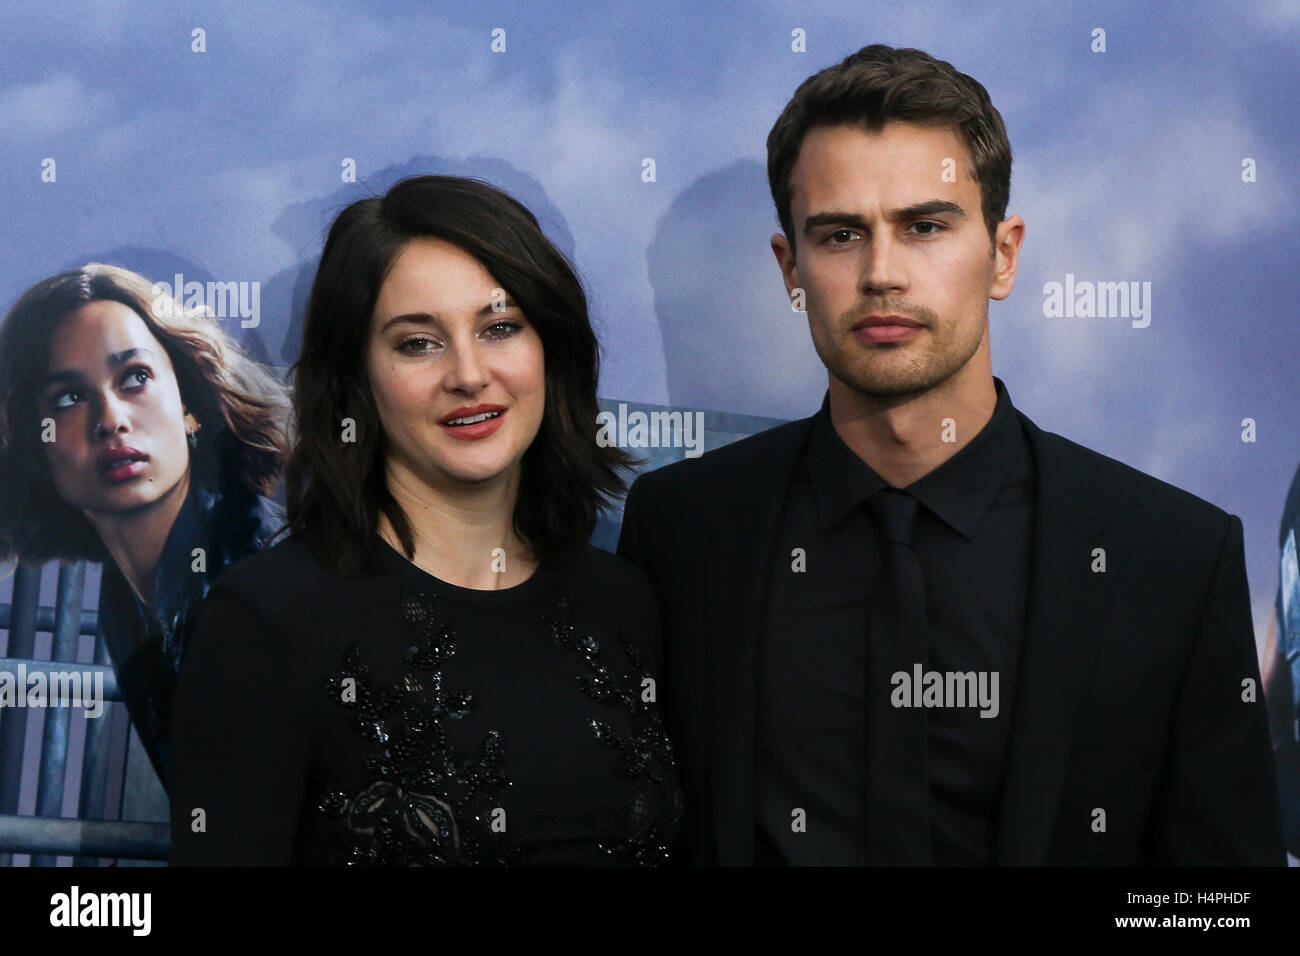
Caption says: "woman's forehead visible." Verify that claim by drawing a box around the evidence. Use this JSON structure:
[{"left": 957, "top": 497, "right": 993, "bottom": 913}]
[{"left": 47, "top": 300, "right": 163, "bottom": 368}]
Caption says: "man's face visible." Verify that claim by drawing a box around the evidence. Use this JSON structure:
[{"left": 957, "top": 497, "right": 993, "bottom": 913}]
[{"left": 771, "top": 121, "right": 1021, "bottom": 399}]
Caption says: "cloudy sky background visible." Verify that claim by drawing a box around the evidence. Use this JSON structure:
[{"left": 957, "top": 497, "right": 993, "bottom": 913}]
[{"left": 1, "top": 0, "right": 1298, "bottom": 648}]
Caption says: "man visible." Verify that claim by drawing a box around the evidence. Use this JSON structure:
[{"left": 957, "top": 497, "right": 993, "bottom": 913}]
[{"left": 617, "top": 44, "right": 1284, "bottom": 865}]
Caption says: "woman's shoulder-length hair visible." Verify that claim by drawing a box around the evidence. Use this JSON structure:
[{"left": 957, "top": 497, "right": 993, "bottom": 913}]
[
  {"left": 0, "top": 262, "right": 290, "bottom": 564},
  {"left": 286, "top": 174, "right": 635, "bottom": 577}
]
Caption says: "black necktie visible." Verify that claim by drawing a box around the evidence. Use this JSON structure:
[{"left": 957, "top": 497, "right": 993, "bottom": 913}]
[{"left": 863, "top": 489, "right": 934, "bottom": 865}]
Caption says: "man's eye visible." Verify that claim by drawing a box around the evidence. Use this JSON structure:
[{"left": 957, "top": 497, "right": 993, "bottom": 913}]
[
  {"left": 827, "top": 229, "right": 860, "bottom": 244},
  {"left": 911, "top": 221, "right": 945, "bottom": 235}
]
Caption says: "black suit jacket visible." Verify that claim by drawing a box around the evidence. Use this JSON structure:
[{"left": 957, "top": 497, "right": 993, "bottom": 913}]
[{"left": 616, "top": 405, "right": 1285, "bottom": 865}]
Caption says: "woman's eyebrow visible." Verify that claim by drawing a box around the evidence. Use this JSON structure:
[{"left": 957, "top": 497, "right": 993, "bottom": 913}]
[{"left": 40, "top": 347, "right": 154, "bottom": 389}]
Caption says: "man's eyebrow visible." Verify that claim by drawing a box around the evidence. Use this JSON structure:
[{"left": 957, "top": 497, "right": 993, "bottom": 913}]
[
  {"left": 40, "top": 348, "right": 153, "bottom": 389},
  {"left": 378, "top": 300, "right": 519, "bottom": 336},
  {"left": 802, "top": 200, "right": 968, "bottom": 236}
]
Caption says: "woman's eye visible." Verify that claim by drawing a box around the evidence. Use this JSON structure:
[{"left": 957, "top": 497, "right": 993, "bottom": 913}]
[
  {"left": 123, "top": 366, "right": 152, "bottom": 388},
  {"left": 50, "top": 389, "right": 81, "bottom": 410},
  {"left": 484, "top": 321, "right": 522, "bottom": 339},
  {"left": 397, "top": 336, "right": 438, "bottom": 354}
]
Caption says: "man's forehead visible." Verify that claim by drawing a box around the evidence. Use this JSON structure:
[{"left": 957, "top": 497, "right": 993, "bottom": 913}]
[
  {"left": 800, "top": 119, "right": 968, "bottom": 154},
  {"left": 791, "top": 122, "right": 975, "bottom": 207}
]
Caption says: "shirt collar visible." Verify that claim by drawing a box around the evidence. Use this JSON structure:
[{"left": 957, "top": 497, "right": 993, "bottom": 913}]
[{"left": 808, "top": 375, "right": 1026, "bottom": 540}]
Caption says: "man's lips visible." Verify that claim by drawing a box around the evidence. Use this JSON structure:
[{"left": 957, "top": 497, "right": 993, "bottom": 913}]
[
  {"left": 852, "top": 313, "right": 924, "bottom": 344},
  {"left": 852, "top": 313, "right": 923, "bottom": 330}
]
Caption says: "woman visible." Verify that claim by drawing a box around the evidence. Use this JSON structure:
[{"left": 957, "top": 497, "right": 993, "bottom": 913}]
[
  {"left": 168, "top": 175, "right": 683, "bottom": 865},
  {"left": 0, "top": 263, "right": 290, "bottom": 789}
]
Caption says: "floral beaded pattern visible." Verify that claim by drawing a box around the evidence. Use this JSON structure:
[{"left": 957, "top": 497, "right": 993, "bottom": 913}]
[
  {"left": 316, "top": 584, "right": 530, "bottom": 865},
  {"left": 315, "top": 579, "right": 681, "bottom": 865},
  {"left": 543, "top": 586, "right": 683, "bottom": 865}
]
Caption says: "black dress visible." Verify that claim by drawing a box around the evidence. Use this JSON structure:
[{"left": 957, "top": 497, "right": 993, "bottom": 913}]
[{"left": 167, "top": 531, "right": 683, "bottom": 865}]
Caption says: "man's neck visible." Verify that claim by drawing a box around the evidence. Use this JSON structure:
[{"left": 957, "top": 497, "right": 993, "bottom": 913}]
[
  {"left": 378, "top": 460, "right": 536, "bottom": 590},
  {"left": 828, "top": 367, "right": 997, "bottom": 489}
]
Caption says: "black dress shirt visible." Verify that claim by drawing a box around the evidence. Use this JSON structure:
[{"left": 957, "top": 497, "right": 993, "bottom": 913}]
[{"left": 757, "top": 375, "right": 1036, "bottom": 865}]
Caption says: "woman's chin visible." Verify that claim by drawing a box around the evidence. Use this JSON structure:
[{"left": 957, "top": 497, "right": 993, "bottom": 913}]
[
  {"left": 431, "top": 456, "right": 522, "bottom": 488},
  {"left": 81, "top": 474, "right": 183, "bottom": 514}
]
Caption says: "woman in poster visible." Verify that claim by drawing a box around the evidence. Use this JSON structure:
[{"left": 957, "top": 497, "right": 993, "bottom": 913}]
[{"left": 0, "top": 263, "right": 290, "bottom": 789}]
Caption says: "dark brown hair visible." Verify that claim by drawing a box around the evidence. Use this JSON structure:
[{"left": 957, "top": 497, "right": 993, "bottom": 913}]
[
  {"left": 0, "top": 263, "right": 290, "bottom": 563},
  {"left": 284, "top": 175, "right": 634, "bottom": 577},
  {"left": 767, "top": 43, "right": 1012, "bottom": 255}
]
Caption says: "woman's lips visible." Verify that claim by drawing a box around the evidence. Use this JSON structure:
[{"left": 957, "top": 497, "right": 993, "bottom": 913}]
[
  {"left": 100, "top": 458, "right": 148, "bottom": 484},
  {"left": 438, "top": 407, "right": 507, "bottom": 441}
]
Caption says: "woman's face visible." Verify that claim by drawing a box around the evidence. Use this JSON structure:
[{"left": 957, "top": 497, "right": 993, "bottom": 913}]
[
  {"left": 39, "top": 299, "right": 196, "bottom": 520},
  {"left": 365, "top": 238, "right": 546, "bottom": 494}
]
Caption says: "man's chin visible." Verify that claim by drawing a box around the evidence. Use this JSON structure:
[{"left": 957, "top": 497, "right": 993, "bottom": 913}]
[{"left": 833, "top": 368, "right": 939, "bottom": 400}]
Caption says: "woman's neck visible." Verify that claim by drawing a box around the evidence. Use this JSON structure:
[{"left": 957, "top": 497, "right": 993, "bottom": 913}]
[
  {"left": 87, "top": 466, "right": 193, "bottom": 611},
  {"left": 378, "top": 460, "right": 538, "bottom": 590}
]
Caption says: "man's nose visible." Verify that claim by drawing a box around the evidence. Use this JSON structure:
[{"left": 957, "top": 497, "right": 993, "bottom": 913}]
[{"left": 859, "top": 231, "right": 906, "bottom": 296}]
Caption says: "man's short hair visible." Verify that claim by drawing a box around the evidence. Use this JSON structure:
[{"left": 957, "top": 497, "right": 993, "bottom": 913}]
[{"left": 767, "top": 43, "right": 1012, "bottom": 255}]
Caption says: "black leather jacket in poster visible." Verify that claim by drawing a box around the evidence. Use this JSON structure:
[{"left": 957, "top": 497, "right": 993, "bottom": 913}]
[{"left": 97, "top": 469, "right": 283, "bottom": 791}]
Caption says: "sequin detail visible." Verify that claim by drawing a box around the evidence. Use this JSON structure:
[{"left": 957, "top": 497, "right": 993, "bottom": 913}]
[
  {"left": 315, "top": 577, "right": 682, "bottom": 865},
  {"left": 544, "top": 587, "right": 684, "bottom": 864},
  {"left": 317, "top": 584, "right": 528, "bottom": 865}
]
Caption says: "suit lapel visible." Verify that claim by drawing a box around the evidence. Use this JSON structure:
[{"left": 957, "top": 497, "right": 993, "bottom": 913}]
[
  {"left": 992, "top": 412, "right": 1116, "bottom": 864},
  {"left": 703, "top": 418, "right": 813, "bottom": 865}
]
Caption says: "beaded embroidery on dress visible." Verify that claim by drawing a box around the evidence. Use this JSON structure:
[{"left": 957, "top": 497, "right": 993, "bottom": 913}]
[
  {"left": 314, "top": 580, "right": 682, "bottom": 865},
  {"left": 543, "top": 587, "right": 682, "bottom": 864}
]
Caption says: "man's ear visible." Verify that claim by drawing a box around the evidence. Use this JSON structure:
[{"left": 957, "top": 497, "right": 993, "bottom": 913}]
[
  {"left": 770, "top": 232, "right": 799, "bottom": 296},
  {"left": 989, "top": 215, "right": 1025, "bottom": 302}
]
